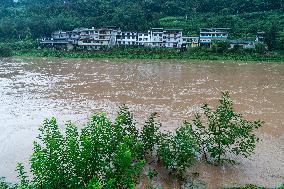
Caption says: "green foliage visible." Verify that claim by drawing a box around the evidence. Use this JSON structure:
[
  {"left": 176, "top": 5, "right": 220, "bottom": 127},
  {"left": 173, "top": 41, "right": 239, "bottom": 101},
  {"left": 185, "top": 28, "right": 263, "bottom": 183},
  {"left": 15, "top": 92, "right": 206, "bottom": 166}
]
[
  {"left": 16, "top": 163, "right": 30, "bottom": 189},
  {"left": 157, "top": 124, "right": 199, "bottom": 178},
  {"left": 141, "top": 112, "right": 161, "bottom": 155},
  {"left": 191, "top": 91, "right": 264, "bottom": 164},
  {"left": 255, "top": 43, "right": 267, "bottom": 54},
  {"left": 212, "top": 41, "right": 231, "bottom": 53},
  {"left": 0, "top": 47, "right": 12, "bottom": 57},
  {"left": 17, "top": 106, "right": 162, "bottom": 189},
  {"left": 0, "top": 177, "right": 16, "bottom": 189},
  {"left": 0, "top": 0, "right": 284, "bottom": 52},
  {"left": 14, "top": 47, "right": 284, "bottom": 62},
  {"left": 2, "top": 93, "right": 264, "bottom": 188}
]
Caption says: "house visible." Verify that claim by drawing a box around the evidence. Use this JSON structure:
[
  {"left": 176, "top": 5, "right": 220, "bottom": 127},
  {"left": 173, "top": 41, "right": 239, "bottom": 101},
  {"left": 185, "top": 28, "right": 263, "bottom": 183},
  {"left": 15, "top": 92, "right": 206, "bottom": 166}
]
[
  {"left": 40, "top": 30, "right": 70, "bottom": 47},
  {"left": 163, "top": 29, "right": 183, "bottom": 48},
  {"left": 148, "top": 28, "right": 183, "bottom": 48},
  {"left": 41, "top": 27, "right": 244, "bottom": 51},
  {"left": 199, "top": 28, "right": 230, "bottom": 47},
  {"left": 229, "top": 40, "right": 256, "bottom": 49},
  {"left": 256, "top": 32, "right": 265, "bottom": 43},
  {"left": 74, "top": 27, "right": 120, "bottom": 50},
  {"left": 181, "top": 36, "right": 199, "bottom": 48},
  {"left": 150, "top": 28, "right": 165, "bottom": 48},
  {"left": 137, "top": 32, "right": 151, "bottom": 47},
  {"left": 116, "top": 31, "right": 138, "bottom": 46}
]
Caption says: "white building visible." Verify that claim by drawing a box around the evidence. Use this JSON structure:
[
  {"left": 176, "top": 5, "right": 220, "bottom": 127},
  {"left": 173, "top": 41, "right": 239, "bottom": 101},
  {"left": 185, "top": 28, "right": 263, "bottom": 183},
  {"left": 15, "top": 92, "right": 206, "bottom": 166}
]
[
  {"left": 77, "top": 27, "right": 119, "bottom": 50},
  {"left": 116, "top": 31, "right": 138, "bottom": 46},
  {"left": 137, "top": 32, "right": 151, "bottom": 47},
  {"left": 181, "top": 36, "right": 199, "bottom": 48},
  {"left": 199, "top": 28, "right": 230, "bottom": 46},
  {"left": 163, "top": 29, "right": 183, "bottom": 48}
]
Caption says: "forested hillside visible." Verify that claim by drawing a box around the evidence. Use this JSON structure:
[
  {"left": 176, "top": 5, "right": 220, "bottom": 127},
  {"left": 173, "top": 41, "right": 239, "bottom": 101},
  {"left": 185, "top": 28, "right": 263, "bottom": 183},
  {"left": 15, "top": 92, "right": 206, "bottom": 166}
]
[{"left": 0, "top": 0, "right": 283, "bottom": 49}]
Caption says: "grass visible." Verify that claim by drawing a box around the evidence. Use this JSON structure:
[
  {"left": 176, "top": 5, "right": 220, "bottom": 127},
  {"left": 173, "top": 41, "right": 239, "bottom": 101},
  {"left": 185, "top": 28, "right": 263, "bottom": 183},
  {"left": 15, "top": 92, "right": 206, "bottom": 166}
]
[{"left": 12, "top": 47, "right": 284, "bottom": 62}]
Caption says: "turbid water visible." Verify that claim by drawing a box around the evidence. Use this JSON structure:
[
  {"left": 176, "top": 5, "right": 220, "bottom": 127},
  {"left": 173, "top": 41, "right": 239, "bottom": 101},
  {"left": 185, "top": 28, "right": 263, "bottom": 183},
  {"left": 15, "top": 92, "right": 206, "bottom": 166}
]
[{"left": 0, "top": 57, "right": 283, "bottom": 188}]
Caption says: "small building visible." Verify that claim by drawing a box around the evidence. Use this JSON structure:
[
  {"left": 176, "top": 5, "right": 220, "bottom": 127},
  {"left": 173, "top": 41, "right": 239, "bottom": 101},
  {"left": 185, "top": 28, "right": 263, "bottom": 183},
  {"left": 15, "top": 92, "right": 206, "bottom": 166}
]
[
  {"left": 256, "top": 32, "right": 265, "bottom": 43},
  {"left": 40, "top": 30, "right": 71, "bottom": 48},
  {"left": 181, "top": 36, "right": 199, "bottom": 48},
  {"left": 199, "top": 28, "right": 230, "bottom": 47},
  {"left": 229, "top": 40, "right": 256, "bottom": 49}
]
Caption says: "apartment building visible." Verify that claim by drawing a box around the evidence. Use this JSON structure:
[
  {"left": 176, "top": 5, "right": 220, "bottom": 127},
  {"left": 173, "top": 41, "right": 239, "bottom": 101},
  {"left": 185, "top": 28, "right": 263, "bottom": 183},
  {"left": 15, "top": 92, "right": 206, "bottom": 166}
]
[
  {"left": 116, "top": 31, "right": 138, "bottom": 46},
  {"left": 181, "top": 36, "right": 199, "bottom": 48},
  {"left": 199, "top": 28, "right": 230, "bottom": 46},
  {"left": 163, "top": 29, "right": 183, "bottom": 48},
  {"left": 77, "top": 27, "right": 118, "bottom": 50},
  {"left": 137, "top": 32, "right": 151, "bottom": 47}
]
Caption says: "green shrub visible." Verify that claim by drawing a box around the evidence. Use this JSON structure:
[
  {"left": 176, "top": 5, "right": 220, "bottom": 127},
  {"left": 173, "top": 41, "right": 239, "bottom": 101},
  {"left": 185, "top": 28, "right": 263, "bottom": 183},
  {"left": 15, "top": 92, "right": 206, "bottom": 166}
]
[
  {"left": 141, "top": 112, "right": 161, "bottom": 155},
  {"left": 0, "top": 177, "right": 16, "bottom": 189},
  {"left": 157, "top": 123, "right": 199, "bottom": 178},
  {"left": 191, "top": 91, "right": 264, "bottom": 165},
  {"left": 18, "top": 106, "right": 152, "bottom": 189},
  {"left": 9, "top": 93, "right": 264, "bottom": 188}
]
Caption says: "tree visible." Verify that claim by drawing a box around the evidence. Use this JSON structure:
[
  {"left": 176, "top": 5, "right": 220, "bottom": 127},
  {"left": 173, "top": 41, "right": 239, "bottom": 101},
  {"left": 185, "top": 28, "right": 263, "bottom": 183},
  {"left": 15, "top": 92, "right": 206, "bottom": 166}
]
[{"left": 191, "top": 92, "right": 264, "bottom": 164}]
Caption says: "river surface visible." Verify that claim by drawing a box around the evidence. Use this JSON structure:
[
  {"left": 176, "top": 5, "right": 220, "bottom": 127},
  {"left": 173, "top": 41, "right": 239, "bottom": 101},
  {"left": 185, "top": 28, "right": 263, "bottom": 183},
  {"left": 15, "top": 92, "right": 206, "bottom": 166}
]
[{"left": 0, "top": 57, "right": 283, "bottom": 188}]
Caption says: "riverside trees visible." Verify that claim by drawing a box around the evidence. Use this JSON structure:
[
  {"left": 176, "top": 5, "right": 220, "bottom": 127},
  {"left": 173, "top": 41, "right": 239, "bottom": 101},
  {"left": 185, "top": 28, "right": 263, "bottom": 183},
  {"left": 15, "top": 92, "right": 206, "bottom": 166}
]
[{"left": 7, "top": 92, "right": 264, "bottom": 188}]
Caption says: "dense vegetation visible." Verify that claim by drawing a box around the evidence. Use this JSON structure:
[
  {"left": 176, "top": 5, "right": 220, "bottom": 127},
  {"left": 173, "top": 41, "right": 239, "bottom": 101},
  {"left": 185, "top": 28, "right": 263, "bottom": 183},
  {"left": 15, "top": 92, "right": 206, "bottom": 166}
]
[
  {"left": 0, "top": 0, "right": 283, "bottom": 51},
  {"left": 0, "top": 0, "right": 283, "bottom": 38},
  {"left": 12, "top": 47, "right": 284, "bottom": 62},
  {"left": 0, "top": 92, "right": 268, "bottom": 188}
]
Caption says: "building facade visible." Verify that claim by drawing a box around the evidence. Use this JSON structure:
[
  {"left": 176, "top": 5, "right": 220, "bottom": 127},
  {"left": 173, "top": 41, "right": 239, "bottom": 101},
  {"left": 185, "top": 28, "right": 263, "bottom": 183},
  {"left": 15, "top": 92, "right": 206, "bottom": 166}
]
[
  {"left": 199, "top": 28, "right": 230, "bottom": 47},
  {"left": 40, "top": 27, "right": 241, "bottom": 50}
]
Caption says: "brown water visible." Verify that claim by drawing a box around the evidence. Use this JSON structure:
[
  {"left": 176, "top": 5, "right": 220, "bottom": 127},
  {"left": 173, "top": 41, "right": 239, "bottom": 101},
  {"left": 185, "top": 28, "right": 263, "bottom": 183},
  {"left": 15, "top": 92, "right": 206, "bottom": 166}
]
[{"left": 0, "top": 57, "right": 283, "bottom": 188}]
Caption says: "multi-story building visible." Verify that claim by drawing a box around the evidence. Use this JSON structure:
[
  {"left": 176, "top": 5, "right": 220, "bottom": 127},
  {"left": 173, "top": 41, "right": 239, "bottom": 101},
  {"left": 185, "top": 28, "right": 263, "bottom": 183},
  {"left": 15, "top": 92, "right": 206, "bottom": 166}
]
[
  {"left": 147, "top": 28, "right": 183, "bottom": 48},
  {"left": 137, "top": 32, "right": 151, "bottom": 47},
  {"left": 116, "top": 31, "right": 138, "bottom": 46},
  {"left": 199, "top": 28, "right": 230, "bottom": 47},
  {"left": 40, "top": 30, "right": 71, "bottom": 47},
  {"left": 163, "top": 29, "right": 183, "bottom": 48},
  {"left": 150, "top": 28, "right": 165, "bottom": 47},
  {"left": 181, "top": 36, "right": 199, "bottom": 48},
  {"left": 76, "top": 27, "right": 119, "bottom": 50}
]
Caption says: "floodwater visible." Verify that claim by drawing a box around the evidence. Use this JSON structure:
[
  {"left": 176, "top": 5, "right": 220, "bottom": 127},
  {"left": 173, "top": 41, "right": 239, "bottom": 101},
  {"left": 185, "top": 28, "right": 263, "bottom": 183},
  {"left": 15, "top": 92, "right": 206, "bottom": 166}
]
[{"left": 0, "top": 57, "right": 283, "bottom": 188}]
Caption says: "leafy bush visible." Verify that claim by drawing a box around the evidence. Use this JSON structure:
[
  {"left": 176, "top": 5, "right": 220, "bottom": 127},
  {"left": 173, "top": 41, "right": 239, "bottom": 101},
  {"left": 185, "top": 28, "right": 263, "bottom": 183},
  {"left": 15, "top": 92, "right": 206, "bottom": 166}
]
[
  {"left": 191, "top": 91, "right": 264, "bottom": 164},
  {"left": 0, "top": 177, "right": 16, "bottom": 189},
  {"left": 8, "top": 93, "right": 264, "bottom": 187},
  {"left": 141, "top": 112, "right": 161, "bottom": 155},
  {"left": 18, "top": 107, "right": 154, "bottom": 189},
  {"left": 157, "top": 123, "right": 199, "bottom": 178}
]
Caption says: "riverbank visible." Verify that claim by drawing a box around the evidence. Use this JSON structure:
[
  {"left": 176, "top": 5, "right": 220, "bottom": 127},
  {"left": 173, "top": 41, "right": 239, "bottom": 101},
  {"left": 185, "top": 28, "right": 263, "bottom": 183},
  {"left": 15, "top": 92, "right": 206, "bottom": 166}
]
[{"left": 11, "top": 48, "right": 284, "bottom": 62}]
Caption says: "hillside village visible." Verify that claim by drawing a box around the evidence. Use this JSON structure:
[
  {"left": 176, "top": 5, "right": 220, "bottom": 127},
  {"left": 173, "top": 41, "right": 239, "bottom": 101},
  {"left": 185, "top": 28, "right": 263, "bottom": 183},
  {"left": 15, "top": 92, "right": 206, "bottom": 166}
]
[{"left": 40, "top": 27, "right": 265, "bottom": 51}]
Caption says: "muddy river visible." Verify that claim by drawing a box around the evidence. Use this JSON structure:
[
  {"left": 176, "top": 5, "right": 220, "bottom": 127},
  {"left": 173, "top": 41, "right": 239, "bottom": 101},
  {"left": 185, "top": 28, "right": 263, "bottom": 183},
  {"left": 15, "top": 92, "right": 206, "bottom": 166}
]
[{"left": 0, "top": 57, "right": 283, "bottom": 188}]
